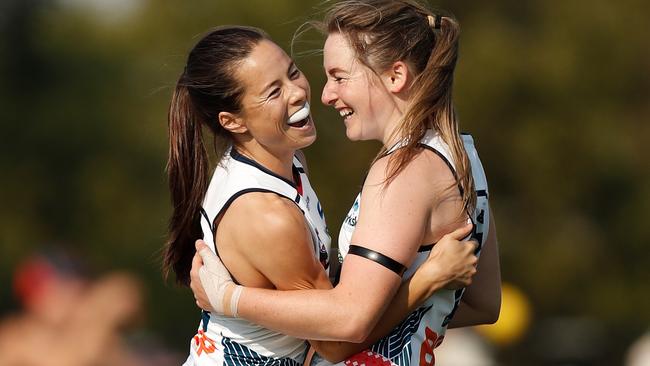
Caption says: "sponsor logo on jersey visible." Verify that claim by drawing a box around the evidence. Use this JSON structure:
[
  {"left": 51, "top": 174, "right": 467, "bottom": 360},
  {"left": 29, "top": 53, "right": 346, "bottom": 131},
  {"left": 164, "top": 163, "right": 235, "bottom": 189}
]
[
  {"left": 419, "top": 327, "right": 444, "bottom": 366},
  {"left": 344, "top": 214, "right": 357, "bottom": 227},
  {"left": 193, "top": 329, "right": 217, "bottom": 356},
  {"left": 343, "top": 198, "right": 360, "bottom": 227}
]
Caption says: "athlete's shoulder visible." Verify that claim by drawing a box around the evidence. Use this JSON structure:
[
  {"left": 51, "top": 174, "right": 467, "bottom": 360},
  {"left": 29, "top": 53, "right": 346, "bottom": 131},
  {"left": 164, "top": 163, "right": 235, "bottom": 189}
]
[
  {"left": 225, "top": 192, "right": 307, "bottom": 242},
  {"left": 365, "top": 147, "right": 455, "bottom": 193}
]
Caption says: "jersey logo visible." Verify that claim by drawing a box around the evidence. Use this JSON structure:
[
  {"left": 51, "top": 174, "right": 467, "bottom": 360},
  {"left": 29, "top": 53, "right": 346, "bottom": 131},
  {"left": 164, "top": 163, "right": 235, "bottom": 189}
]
[
  {"left": 193, "top": 329, "right": 217, "bottom": 356},
  {"left": 419, "top": 327, "right": 444, "bottom": 366},
  {"left": 344, "top": 214, "right": 358, "bottom": 227},
  {"left": 344, "top": 197, "right": 360, "bottom": 227}
]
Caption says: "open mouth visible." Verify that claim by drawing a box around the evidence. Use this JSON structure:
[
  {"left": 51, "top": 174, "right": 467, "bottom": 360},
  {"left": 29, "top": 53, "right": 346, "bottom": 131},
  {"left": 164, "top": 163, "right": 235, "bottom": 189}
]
[
  {"left": 288, "top": 116, "right": 310, "bottom": 128},
  {"left": 339, "top": 108, "right": 354, "bottom": 120},
  {"left": 287, "top": 102, "right": 311, "bottom": 128}
]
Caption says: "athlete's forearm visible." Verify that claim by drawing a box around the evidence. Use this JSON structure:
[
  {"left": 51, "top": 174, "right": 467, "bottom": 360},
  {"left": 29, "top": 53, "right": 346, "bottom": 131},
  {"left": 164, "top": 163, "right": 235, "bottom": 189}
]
[
  {"left": 193, "top": 240, "right": 402, "bottom": 342},
  {"left": 310, "top": 272, "right": 444, "bottom": 362},
  {"left": 448, "top": 298, "right": 497, "bottom": 328},
  {"left": 237, "top": 278, "right": 399, "bottom": 342},
  {"left": 449, "top": 214, "right": 501, "bottom": 328}
]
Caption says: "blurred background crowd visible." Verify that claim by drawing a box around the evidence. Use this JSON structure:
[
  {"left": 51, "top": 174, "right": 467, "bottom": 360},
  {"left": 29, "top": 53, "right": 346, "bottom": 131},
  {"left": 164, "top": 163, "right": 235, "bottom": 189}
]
[{"left": 0, "top": 0, "right": 648, "bottom": 365}]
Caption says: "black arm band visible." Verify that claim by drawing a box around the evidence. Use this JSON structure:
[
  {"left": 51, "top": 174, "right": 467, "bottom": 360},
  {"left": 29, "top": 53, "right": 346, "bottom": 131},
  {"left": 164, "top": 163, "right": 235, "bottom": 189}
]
[{"left": 348, "top": 245, "right": 407, "bottom": 276}]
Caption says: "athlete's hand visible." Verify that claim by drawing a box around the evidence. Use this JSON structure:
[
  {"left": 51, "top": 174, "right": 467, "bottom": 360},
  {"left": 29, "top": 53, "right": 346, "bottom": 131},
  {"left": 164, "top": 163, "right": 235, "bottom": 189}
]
[
  {"left": 189, "top": 240, "right": 242, "bottom": 317},
  {"left": 190, "top": 242, "right": 214, "bottom": 312},
  {"left": 415, "top": 223, "right": 478, "bottom": 294}
]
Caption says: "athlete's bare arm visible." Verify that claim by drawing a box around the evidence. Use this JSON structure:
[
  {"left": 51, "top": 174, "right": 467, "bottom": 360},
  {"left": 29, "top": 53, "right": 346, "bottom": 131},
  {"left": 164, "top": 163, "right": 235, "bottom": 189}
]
[
  {"left": 214, "top": 192, "right": 331, "bottom": 292},
  {"left": 449, "top": 212, "right": 501, "bottom": 327}
]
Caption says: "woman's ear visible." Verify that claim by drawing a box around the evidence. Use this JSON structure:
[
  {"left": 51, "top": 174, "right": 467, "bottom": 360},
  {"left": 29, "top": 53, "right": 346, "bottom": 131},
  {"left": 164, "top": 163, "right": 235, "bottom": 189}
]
[
  {"left": 218, "top": 112, "right": 248, "bottom": 134},
  {"left": 383, "top": 61, "right": 410, "bottom": 94}
]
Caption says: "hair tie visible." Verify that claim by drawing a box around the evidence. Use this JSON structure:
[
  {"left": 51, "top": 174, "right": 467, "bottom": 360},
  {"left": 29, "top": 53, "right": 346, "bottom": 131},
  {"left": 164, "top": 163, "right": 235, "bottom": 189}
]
[{"left": 427, "top": 14, "right": 442, "bottom": 30}]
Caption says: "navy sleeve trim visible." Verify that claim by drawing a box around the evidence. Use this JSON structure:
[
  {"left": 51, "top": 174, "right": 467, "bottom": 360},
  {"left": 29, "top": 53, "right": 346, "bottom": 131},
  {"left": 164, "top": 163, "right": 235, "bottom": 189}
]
[
  {"left": 417, "top": 143, "right": 465, "bottom": 196},
  {"left": 348, "top": 245, "right": 406, "bottom": 276},
  {"left": 199, "top": 208, "right": 213, "bottom": 238}
]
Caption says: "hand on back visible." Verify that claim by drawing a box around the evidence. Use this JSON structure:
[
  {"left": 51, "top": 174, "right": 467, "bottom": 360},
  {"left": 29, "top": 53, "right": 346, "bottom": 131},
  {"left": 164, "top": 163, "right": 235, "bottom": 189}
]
[{"left": 417, "top": 223, "right": 478, "bottom": 291}]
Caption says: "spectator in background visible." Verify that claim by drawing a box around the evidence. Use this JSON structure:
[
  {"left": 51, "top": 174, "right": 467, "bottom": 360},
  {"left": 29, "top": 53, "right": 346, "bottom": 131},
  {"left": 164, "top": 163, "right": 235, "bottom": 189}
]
[{"left": 0, "top": 251, "right": 177, "bottom": 366}]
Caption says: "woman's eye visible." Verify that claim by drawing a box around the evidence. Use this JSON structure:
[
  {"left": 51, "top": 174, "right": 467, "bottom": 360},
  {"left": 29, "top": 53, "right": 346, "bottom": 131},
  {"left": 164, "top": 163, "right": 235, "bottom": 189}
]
[
  {"left": 269, "top": 88, "right": 281, "bottom": 98},
  {"left": 290, "top": 69, "right": 301, "bottom": 79}
]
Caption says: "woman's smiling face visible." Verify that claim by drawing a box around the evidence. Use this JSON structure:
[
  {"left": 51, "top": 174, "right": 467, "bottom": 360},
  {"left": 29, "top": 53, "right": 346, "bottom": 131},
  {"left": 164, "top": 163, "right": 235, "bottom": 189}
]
[
  {"left": 232, "top": 39, "right": 316, "bottom": 154},
  {"left": 321, "top": 32, "right": 396, "bottom": 142}
]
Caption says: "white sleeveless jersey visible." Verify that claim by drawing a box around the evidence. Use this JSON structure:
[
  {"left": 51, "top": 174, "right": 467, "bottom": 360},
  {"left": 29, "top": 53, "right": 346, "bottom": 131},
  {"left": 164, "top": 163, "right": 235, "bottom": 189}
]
[
  {"left": 183, "top": 147, "right": 331, "bottom": 366},
  {"left": 336, "top": 131, "right": 490, "bottom": 366}
]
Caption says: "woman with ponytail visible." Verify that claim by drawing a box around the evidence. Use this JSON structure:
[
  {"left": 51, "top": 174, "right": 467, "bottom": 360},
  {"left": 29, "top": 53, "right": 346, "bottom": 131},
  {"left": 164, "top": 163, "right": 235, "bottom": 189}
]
[
  {"left": 165, "top": 24, "right": 483, "bottom": 366},
  {"left": 190, "top": 1, "right": 501, "bottom": 365}
]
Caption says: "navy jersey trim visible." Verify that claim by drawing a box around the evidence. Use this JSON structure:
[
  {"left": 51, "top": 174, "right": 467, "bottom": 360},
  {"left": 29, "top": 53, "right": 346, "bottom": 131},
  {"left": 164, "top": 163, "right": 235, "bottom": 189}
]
[
  {"left": 377, "top": 143, "right": 465, "bottom": 254},
  {"left": 374, "top": 140, "right": 459, "bottom": 182},
  {"left": 209, "top": 188, "right": 301, "bottom": 285},
  {"left": 212, "top": 188, "right": 300, "bottom": 245},
  {"left": 417, "top": 143, "right": 464, "bottom": 196},
  {"left": 221, "top": 336, "right": 301, "bottom": 366},
  {"left": 199, "top": 208, "right": 214, "bottom": 239},
  {"left": 231, "top": 148, "right": 299, "bottom": 189},
  {"left": 201, "top": 310, "right": 211, "bottom": 332}
]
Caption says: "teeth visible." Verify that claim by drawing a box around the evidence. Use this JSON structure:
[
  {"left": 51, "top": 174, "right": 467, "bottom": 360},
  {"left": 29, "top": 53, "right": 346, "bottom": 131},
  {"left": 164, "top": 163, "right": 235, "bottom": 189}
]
[
  {"left": 339, "top": 108, "right": 354, "bottom": 117},
  {"left": 288, "top": 102, "right": 310, "bottom": 124}
]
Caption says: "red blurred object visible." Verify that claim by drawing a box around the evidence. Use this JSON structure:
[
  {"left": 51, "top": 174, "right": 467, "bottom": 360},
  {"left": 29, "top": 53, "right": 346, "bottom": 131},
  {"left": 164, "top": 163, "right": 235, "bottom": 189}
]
[{"left": 12, "top": 257, "right": 57, "bottom": 307}]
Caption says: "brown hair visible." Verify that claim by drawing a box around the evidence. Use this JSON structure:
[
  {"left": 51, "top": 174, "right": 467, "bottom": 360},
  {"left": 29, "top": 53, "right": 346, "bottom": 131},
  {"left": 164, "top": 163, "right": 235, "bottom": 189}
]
[
  {"left": 315, "top": 0, "right": 476, "bottom": 213},
  {"left": 163, "top": 26, "right": 268, "bottom": 285}
]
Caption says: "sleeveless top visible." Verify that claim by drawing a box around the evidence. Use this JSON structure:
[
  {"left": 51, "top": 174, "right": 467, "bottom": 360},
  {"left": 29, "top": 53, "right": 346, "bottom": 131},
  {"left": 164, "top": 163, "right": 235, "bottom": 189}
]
[
  {"left": 336, "top": 130, "right": 490, "bottom": 366},
  {"left": 183, "top": 147, "right": 331, "bottom": 366}
]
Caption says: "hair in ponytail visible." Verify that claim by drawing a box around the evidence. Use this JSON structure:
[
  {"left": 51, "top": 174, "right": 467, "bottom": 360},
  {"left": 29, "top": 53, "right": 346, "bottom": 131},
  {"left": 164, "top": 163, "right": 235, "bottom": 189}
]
[
  {"left": 315, "top": 0, "right": 476, "bottom": 213},
  {"left": 164, "top": 26, "right": 268, "bottom": 285}
]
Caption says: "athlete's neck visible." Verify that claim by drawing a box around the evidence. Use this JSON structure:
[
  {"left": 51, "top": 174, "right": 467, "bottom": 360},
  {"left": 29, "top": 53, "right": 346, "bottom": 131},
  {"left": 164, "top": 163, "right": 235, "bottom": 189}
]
[
  {"left": 234, "top": 142, "right": 295, "bottom": 183},
  {"left": 379, "top": 104, "right": 407, "bottom": 147},
  {"left": 380, "top": 116, "right": 405, "bottom": 148}
]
